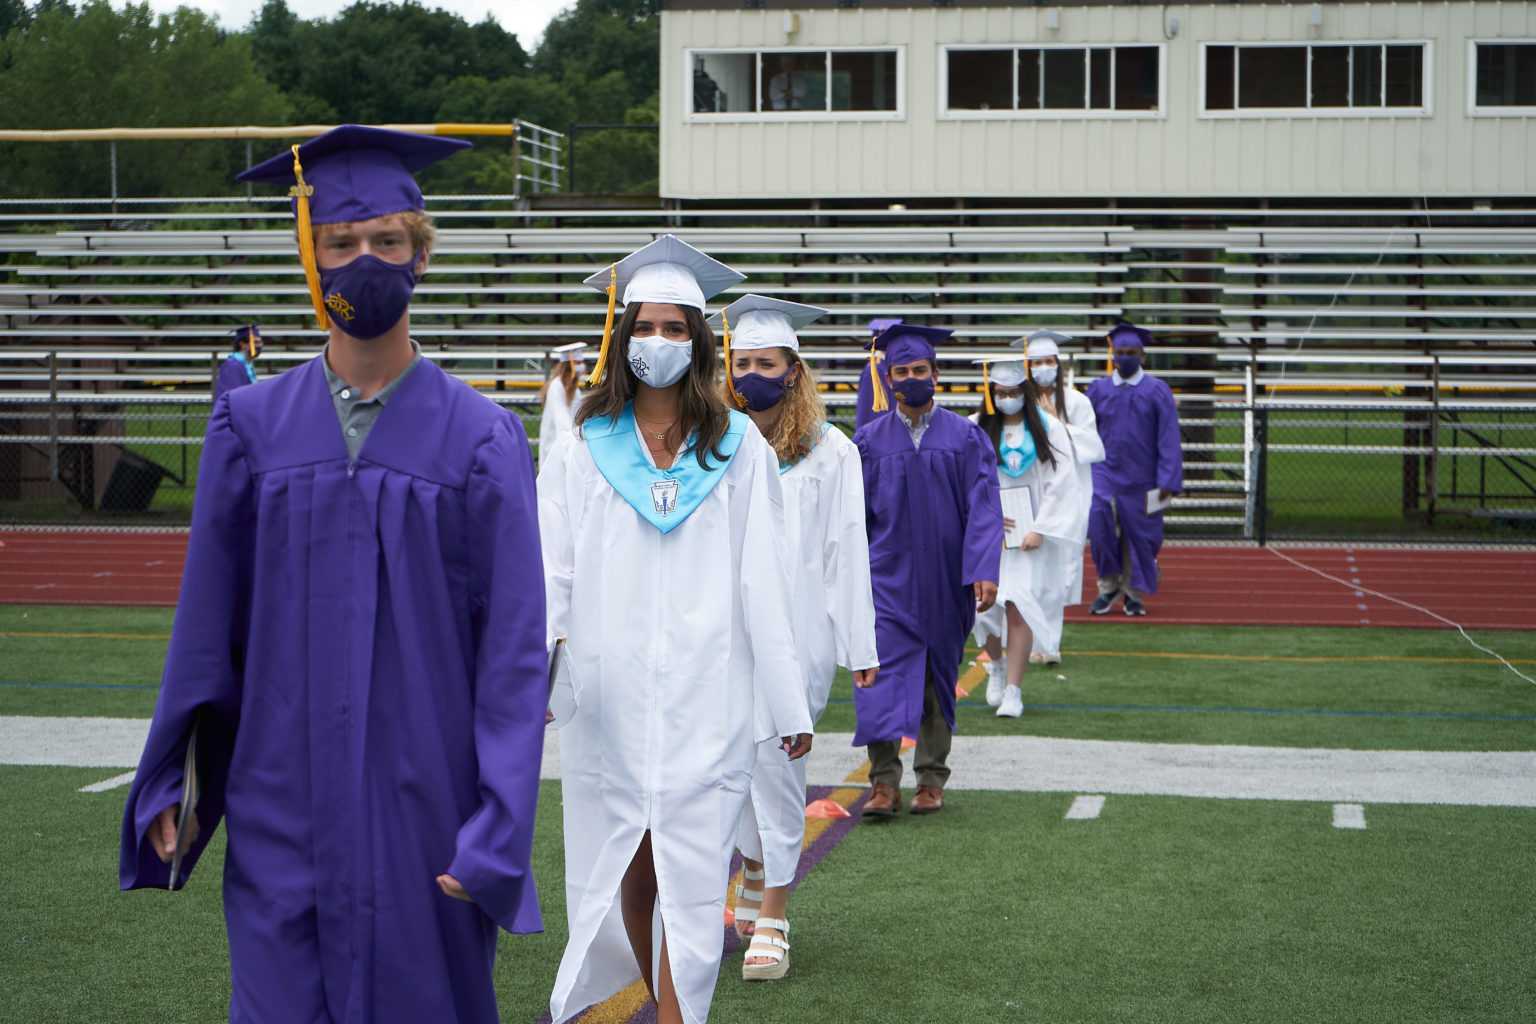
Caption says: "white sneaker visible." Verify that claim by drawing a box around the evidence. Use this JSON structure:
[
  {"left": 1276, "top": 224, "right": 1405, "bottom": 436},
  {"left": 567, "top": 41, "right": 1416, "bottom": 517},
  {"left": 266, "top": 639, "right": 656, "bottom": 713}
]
[
  {"left": 1042, "top": 651, "right": 1061, "bottom": 666},
  {"left": 996, "top": 685, "right": 1023, "bottom": 718},
  {"left": 985, "top": 661, "right": 1007, "bottom": 706},
  {"left": 1028, "top": 652, "right": 1046, "bottom": 665}
]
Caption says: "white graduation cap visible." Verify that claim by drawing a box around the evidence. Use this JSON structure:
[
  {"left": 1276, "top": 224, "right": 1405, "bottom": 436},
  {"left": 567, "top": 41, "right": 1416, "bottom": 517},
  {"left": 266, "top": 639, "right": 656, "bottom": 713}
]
[
  {"left": 582, "top": 235, "right": 745, "bottom": 387},
  {"left": 549, "top": 341, "right": 587, "bottom": 363},
  {"left": 972, "top": 356, "right": 1028, "bottom": 415},
  {"left": 582, "top": 234, "right": 743, "bottom": 312},
  {"left": 706, "top": 294, "right": 828, "bottom": 354},
  {"left": 1013, "top": 329, "right": 1071, "bottom": 360}
]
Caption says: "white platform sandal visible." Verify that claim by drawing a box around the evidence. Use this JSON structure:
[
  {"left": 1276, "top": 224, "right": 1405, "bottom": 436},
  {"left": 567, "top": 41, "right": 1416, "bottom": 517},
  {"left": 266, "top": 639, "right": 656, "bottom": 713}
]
[
  {"left": 741, "top": 916, "right": 790, "bottom": 981},
  {"left": 732, "top": 867, "right": 764, "bottom": 937}
]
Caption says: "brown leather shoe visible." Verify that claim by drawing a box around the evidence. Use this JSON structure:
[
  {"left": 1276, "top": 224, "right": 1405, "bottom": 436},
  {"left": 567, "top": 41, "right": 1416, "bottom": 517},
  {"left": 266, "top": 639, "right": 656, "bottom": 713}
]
[
  {"left": 861, "top": 782, "right": 902, "bottom": 819},
  {"left": 909, "top": 784, "right": 944, "bottom": 814}
]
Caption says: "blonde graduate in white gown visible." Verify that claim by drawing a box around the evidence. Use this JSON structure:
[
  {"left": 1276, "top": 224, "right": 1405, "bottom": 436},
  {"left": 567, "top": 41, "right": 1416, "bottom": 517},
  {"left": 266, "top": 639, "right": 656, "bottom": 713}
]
[
  {"left": 968, "top": 356, "right": 1084, "bottom": 717},
  {"left": 538, "top": 237, "right": 814, "bottom": 1024},
  {"left": 1015, "top": 329, "right": 1105, "bottom": 663},
  {"left": 538, "top": 341, "right": 586, "bottom": 473},
  {"left": 705, "top": 295, "right": 879, "bottom": 982}
]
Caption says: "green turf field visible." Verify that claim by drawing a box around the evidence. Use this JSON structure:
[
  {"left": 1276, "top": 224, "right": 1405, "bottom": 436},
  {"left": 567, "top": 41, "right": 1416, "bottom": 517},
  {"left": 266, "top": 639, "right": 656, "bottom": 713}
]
[{"left": 2, "top": 604, "right": 1533, "bottom": 1022}]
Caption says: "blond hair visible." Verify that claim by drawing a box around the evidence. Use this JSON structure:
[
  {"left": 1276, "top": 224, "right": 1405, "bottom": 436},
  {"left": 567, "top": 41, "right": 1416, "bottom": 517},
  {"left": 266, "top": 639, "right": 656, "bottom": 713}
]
[
  {"left": 723, "top": 349, "right": 827, "bottom": 467},
  {"left": 310, "top": 209, "right": 437, "bottom": 256}
]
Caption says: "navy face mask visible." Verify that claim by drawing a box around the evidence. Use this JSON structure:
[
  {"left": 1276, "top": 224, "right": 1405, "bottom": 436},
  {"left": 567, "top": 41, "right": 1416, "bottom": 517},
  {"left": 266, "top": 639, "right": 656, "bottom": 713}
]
[
  {"left": 891, "top": 375, "right": 935, "bottom": 408},
  {"left": 320, "top": 249, "right": 421, "bottom": 339},
  {"left": 731, "top": 370, "right": 792, "bottom": 411},
  {"left": 1115, "top": 354, "right": 1143, "bottom": 378}
]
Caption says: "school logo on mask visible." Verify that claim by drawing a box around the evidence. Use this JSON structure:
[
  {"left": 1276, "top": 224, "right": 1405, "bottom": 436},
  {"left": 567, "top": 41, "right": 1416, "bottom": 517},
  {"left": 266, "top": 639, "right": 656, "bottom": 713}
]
[
  {"left": 650, "top": 479, "right": 679, "bottom": 516},
  {"left": 325, "top": 292, "right": 356, "bottom": 322},
  {"left": 629, "top": 354, "right": 649, "bottom": 377}
]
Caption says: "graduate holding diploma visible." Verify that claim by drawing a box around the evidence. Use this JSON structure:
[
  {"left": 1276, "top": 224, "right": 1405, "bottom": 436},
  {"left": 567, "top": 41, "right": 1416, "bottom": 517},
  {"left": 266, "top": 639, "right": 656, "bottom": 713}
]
[
  {"left": 538, "top": 237, "right": 813, "bottom": 1024},
  {"left": 119, "top": 126, "right": 549, "bottom": 1024}
]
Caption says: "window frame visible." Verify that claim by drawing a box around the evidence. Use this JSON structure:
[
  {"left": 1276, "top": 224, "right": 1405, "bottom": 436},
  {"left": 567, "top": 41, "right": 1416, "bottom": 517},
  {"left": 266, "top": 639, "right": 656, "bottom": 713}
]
[
  {"left": 939, "top": 43, "right": 1167, "bottom": 120},
  {"left": 683, "top": 45, "right": 906, "bottom": 122},
  {"left": 1197, "top": 40, "right": 1433, "bottom": 119},
  {"left": 1467, "top": 39, "right": 1536, "bottom": 116}
]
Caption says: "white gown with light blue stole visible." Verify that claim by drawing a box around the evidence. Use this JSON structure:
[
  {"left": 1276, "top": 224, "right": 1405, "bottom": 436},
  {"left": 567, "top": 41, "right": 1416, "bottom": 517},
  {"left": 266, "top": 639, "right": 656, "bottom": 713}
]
[
  {"left": 972, "top": 412, "right": 1083, "bottom": 646},
  {"left": 538, "top": 404, "right": 812, "bottom": 1024},
  {"left": 737, "top": 424, "right": 878, "bottom": 887}
]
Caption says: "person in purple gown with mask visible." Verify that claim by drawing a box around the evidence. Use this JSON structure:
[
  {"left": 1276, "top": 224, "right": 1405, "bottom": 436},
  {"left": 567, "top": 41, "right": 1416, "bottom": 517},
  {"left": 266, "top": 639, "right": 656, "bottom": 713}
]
[
  {"left": 213, "top": 325, "right": 262, "bottom": 404},
  {"left": 120, "top": 125, "right": 548, "bottom": 1024},
  {"left": 853, "top": 316, "right": 900, "bottom": 430},
  {"left": 851, "top": 323, "right": 1004, "bottom": 818},
  {"left": 1084, "top": 321, "right": 1183, "bottom": 616}
]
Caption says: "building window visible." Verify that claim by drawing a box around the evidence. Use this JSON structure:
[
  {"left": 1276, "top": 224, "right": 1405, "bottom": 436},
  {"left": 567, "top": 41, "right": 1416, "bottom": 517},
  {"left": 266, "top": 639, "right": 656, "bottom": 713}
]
[
  {"left": 1472, "top": 42, "right": 1536, "bottom": 111},
  {"left": 688, "top": 48, "right": 900, "bottom": 117},
  {"left": 944, "top": 45, "right": 1161, "bottom": 116},
  {"left": 1203, "top": 43, "right": 1427, "bottom": 114}
]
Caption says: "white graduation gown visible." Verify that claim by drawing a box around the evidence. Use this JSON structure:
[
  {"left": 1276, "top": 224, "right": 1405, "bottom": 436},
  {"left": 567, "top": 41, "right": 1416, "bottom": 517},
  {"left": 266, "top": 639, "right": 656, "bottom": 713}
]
[
  {"left": 736, "top": 425, "right": 879, "bottom": 887},
  {"left": 538, "top": 382, "right": 582, "bottom": 473},
  {"left": 973, "top": 413, "right": 1083, "bottom": 647},
  {"left": 539, "top": 414, "right": 813, "bottom": 1024},
  {"left": 1029, "top": 386, "right": 1106, "bottom": 656}
]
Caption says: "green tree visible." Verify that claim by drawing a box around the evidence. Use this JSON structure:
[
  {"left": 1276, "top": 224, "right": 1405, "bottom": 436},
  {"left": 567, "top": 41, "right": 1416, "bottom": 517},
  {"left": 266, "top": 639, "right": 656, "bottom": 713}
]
[{"left": 0, "top": 1, "right": 291, "bottom": 198}]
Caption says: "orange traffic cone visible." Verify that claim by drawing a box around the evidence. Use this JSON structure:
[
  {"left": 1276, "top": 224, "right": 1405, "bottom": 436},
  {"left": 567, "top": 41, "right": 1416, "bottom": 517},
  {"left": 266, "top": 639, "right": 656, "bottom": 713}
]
[{"left": 805, "top": 798, "right": 851, "bottom": 819}]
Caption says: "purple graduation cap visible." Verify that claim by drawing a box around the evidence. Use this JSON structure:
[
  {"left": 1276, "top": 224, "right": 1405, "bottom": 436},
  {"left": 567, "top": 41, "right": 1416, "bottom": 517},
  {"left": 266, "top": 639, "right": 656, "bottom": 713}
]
[
  {"left": 236, "top": 124, "right": 470, "bottom": 226},
  {"left": 871, "top": 323, "right": 954, "bottom": 367},
  {"left": 865, "top": 317, "right": 903, "bottom": 349},
  {"left": 231, "top": 324, "right": 261, "bottom": 357},
  {"left": 1107, "top": 321, "right": 1156, "bottom": 349}
]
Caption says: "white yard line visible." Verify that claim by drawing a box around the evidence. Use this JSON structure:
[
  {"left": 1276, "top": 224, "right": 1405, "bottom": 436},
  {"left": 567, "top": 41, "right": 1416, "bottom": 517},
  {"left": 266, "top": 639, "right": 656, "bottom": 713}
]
[{"left": 6, "top": 717, "right": 1534, "bottom": 809}]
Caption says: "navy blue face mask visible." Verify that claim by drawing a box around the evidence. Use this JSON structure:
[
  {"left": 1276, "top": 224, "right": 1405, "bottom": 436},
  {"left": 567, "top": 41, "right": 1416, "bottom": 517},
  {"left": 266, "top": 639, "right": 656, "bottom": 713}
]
[
  {"left": 319, "top": 249, "right": 422, "bottom": 339},
  {"left": 731, "top": 370, "right": 792, "bottom": 411},
  {"left": 1115, "top": 354, "right": 1143, "bottom": 378},
  {"left": 890, "top": 375, "right": 935, "bottom": 408}
]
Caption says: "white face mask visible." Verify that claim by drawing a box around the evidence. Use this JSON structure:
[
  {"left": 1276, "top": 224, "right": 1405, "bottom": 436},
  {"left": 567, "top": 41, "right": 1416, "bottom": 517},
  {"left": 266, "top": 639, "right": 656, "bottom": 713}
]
[
  {"left": 1031, "top": 365, "right": 1059, "bottom": 387},
  {"left": 628, "top": 336, "right": 693, "bottom": 388},
  {"left": 995, "top": 395, "right": 1025, "bottom": 415}
]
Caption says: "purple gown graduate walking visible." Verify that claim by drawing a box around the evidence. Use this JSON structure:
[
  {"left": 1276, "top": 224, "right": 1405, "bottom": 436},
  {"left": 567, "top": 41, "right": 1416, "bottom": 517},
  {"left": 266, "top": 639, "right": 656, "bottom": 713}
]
[
  {"left": 120, "top": 126, "right": 548, "bottom": 1024},
  {"left": 213, "top": 325, "right": 261, "bottom": 404},
  {"left": 1084, "top": 322, "right": 1183, "bottom": 610}
]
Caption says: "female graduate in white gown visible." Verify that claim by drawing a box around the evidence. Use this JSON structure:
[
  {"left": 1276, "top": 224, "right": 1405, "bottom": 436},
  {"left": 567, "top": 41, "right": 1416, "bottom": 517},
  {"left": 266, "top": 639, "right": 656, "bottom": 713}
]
[
  {"left": 538, "top": 342, "right": 586, "bottom": 472},
  {"left": 706, "top": 295, "right": 879, "bottom": 982},
  {"left": 969, "top": 357, "right": 1083, "bottom": 717},
  {"left": 1017, "top": 329, "right": 1105, "bottom": 663},
  {"left": 539, "top": 237, "right": 814, "bottom": 1024}
]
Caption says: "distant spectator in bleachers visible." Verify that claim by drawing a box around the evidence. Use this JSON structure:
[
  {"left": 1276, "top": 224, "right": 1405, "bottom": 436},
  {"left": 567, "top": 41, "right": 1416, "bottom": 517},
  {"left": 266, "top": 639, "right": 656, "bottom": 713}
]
[
  {"left": 212, "top": 324, "right": 261, "bottom": 403},
  {"left": 853, "top": 316, "right": 900, "bottom": 430},
  {"left": 1085, "top": 321, "right": 1183, "bottom": 616},
  {"left": 538, "top": 341, "right": 586, "bottom": 472}
]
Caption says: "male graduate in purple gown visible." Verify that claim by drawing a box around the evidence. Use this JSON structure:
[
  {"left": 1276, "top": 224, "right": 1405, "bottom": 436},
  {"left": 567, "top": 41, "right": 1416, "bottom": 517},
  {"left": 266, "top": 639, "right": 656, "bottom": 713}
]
[
  {"left": 119, "top": 126, "right": 549, "bottom": 1024},
  {"left": 212, "top": 325, "right": 261, "bottom": 404},
  {"left": 852, "top": 316, "right": 900, "bottom": 430},
  {"left": 1084, "top": 321, "right": 1183, "bottom": 616},
  {"left": 852, "top": 323, "right": 1003, "bottom": 818}
]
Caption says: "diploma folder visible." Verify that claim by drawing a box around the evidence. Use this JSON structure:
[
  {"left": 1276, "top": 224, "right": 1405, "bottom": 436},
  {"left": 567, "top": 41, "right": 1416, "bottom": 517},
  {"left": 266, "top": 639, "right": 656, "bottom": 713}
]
[
  {"left": 1145, "top": 488, "right": 1173, "bottom": 515},
  {"left": 167, "top": 712, "right": 201, "bottom": 891},
  {"left": 1001, "top": 488, "right": 1038, "bottom": 550},
  {"left": 546, "top": 637, "right": 577, "bottom": 729}
]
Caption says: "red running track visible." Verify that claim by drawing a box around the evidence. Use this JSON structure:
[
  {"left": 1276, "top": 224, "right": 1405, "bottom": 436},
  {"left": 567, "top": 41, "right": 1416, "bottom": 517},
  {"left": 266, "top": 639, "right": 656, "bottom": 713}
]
[{"left": 2, "top": 530, "right": 1533, "bottom": 630}]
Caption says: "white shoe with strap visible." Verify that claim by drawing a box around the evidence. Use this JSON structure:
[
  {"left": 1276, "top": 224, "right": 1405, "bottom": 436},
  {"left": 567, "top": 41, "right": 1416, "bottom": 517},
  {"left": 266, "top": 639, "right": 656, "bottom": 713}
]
[
  {"left": 732, "top": 866, "right": 764, "bottom": 937},
  {"left": 741, "top": 916, "right": 790, "bottom": 981}
]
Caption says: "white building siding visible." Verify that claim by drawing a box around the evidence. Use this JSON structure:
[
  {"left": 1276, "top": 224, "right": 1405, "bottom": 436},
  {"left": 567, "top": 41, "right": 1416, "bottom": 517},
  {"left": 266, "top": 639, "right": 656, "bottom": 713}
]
[{"left": 662, "top": 2, "right": 1536, "bottom": 199}]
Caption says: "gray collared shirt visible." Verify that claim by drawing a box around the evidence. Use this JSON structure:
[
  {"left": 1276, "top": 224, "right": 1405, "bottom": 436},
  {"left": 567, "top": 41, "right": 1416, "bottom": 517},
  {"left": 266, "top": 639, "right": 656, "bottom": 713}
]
[
  {"left": 322, "top": 340, "right": 423, "bottom": 461},
  {"left": 901, "top": 407, "right": 935, "bottom": 450}
]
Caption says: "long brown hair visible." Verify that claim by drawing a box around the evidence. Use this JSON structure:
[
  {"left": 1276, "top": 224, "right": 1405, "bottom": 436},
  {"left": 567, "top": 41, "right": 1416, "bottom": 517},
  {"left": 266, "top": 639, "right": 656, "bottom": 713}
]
[
  {"left": 721, "top": 349, "right": 826, "bottom": 467},
  {"left": 575, "top": 303, "right": 733, "bottom": 470},
  {"left": 974, "top": 377, "right": 1056, "bottom": 469},
  {"left": 539, "top": 359, "right": 581, "bottom": 404}
]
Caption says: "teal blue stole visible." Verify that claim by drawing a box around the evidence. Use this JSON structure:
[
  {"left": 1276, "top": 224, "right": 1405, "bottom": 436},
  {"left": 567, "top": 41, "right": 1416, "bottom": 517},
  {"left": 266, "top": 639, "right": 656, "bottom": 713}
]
[
  {"left": 779, "top": 422, "right": 835, "bottom": 475},
  {"left": 586, "top": 404, "right": 747, "bottom": 533}
]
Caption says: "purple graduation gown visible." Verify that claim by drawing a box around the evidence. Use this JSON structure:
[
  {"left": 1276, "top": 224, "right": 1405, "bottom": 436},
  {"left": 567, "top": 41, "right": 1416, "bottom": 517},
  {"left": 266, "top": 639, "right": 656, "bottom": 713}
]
[
  {"left": 852, "top": 407, "right": 1003, "bottom": 745},
  {"left": 853, "top": 359, "right": 894, "bottom": 431},
  {"left": 120, "top": 354, "right": 548, "bottom": 1024},
  {"left": 1084, "top": 373, "right": 1183, "bottom": 594},
  {"left": 213, "top": 352, "right": 256, "bottom": 404}
]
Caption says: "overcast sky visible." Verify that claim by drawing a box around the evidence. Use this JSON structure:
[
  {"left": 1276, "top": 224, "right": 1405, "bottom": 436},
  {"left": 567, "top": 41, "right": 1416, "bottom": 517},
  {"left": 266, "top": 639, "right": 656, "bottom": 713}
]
[{"left": 145, "top": 0, "right": 573, "bottom": 50}]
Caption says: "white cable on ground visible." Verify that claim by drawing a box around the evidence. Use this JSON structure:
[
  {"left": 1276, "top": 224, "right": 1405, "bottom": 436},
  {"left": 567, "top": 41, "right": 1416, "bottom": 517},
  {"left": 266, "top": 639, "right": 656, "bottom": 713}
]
[{"left": 1266, "top": 546, "right": 1535, "bottom": 686}]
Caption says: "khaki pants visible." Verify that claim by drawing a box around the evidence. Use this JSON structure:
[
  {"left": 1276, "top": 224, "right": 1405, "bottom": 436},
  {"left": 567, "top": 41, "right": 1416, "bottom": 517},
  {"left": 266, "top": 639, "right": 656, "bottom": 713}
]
[{"left": 866, "top": 664, "right": 952, "bottom": 790}]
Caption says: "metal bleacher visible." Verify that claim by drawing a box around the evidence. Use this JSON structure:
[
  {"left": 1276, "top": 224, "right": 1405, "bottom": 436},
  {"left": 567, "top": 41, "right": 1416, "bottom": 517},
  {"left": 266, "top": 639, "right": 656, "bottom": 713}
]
[{"left": 3, "top": 200, "right": 1535, "bottom": 533}]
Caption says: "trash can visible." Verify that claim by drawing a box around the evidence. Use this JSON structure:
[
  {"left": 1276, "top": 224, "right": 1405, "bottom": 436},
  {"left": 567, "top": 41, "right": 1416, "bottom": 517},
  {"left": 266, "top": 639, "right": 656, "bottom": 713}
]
[{"left": 100, "top": 449, "right": 167, "bottom": 513}]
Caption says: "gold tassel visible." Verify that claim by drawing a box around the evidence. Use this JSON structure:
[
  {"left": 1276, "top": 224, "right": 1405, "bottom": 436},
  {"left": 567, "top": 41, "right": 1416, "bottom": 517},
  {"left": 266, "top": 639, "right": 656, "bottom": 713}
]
[
  {"left": 869, "top": 349, "right": 888, "bottom": 412},
  {"left": 585, "top": 265, "right": 617, "bottom": 387},
  {"left": 722, "top": 310, "right": 745, "bottom": 408},
  {"left": 289, "top": 145, "right": 329, "bottom": 332},
  {"left": 1106, "top": 331, "right": 1114, "bottom": 376},
  {"left": 982, "top": 362, "right": 995, "bottom": 416},
  {"left": 248, "top": 327, "right": 259, "bottom": 360}
]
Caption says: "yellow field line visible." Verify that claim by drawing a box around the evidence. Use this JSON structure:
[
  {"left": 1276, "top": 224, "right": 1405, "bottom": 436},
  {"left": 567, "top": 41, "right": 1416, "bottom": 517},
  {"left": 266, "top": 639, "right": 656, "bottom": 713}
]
[
  {"left": 0, "top": 631, "right": 170, "bottom": 640},
  {"left": 1063, "top": 649, "right": 1536, "bottom": 666}
]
